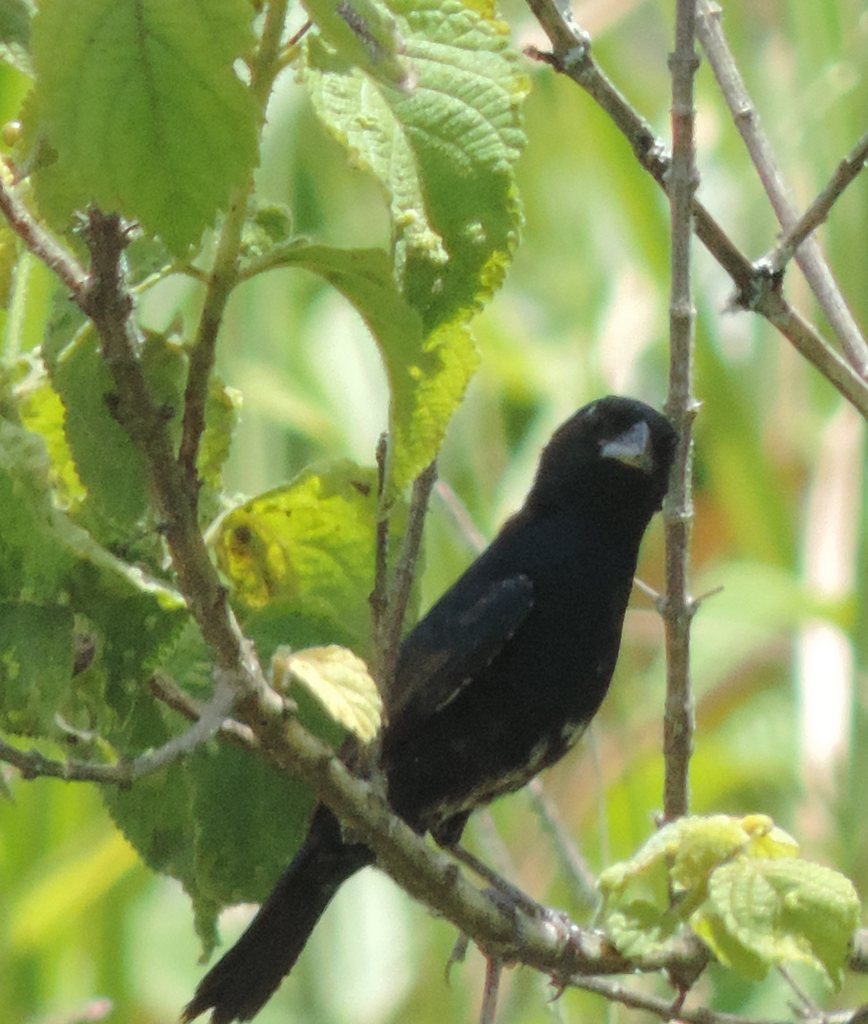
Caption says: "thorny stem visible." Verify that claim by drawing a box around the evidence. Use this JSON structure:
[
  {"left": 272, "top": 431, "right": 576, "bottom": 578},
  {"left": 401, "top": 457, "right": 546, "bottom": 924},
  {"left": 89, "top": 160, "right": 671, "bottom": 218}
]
[
  {"left": 661, "top": 0, "right": 698, "bottom": 822},
  {"left": 79, "top": 210, "right": 256, "bottom": 676}
]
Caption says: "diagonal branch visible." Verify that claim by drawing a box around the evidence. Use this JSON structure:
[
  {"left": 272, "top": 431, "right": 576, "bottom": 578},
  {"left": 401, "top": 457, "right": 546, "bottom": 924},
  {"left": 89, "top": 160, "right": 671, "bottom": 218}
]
[
  {"left": 766, "top": 127, "right": 868, "bottom": 276},
  {"left": 0, "top": 680, "right": 236, "bottom": 785},
  {"left": 0, "top": 168, "right": 88, "bottom": 299},
  {"left": 695, "top": 0, "right": 868, "bottom": 377},
  {"left": 522, "top": 0, "right": 868, "bottom": 421},
  {"left": 570, "top": 975, "right": 858, "bottom": 1024}
]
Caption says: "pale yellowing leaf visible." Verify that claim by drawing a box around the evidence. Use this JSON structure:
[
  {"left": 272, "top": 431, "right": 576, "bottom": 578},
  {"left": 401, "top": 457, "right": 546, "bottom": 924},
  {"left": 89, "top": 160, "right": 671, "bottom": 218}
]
[{"left": 274, "top": 644, "right": 383, "bottom": 743}]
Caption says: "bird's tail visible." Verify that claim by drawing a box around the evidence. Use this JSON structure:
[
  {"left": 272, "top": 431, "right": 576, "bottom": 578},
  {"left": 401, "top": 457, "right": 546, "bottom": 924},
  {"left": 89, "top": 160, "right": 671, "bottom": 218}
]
[{"left": 182, "top": 804, "right": 375, "bottom": 1024}]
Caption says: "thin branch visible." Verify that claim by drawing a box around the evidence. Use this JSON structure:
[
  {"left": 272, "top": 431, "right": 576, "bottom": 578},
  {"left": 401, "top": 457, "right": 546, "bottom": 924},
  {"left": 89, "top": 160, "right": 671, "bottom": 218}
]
[
  {"left": 661, "top": 0, "right": 698, "bottom": 823},
  {"left": 569, "top": 976, "right": 856, "bottom": 1024},
  {"left": 0, "top": 678, "right": 235, "bottom": 784},
  {"left": 178, "top": 0, "right": 291, "bottom": 489},
  {"left": 480, "top": 957, "right": 503, "bottom": 1024},
  {"left": 522, "top": 0, "right": 868, "bottom": 422},
  {"left": 0, "top": 739, "right": 135, "bottom": 785},
  {"left": 525, "top": 779, "right": 599, "bottom": 913},
  {"left": 695, "top": 0, "right": 868, "bottom": 378},
  {"left": 767, "top": 127, "right": 868, "bottom": 275},
  {"left": 434, "top": 478, "right": 488, "bottom": 554},
  {"left": 378, "top": 460, "right": 438, "bottom": 705},
  {"left": 131, "top": 677, "right": 237, "bottom": 777},
  {"left": 78, "top": 210, "right": 246, "bottom": 672},
  {"left": 0, "top": 170, "right": 88, "bottom": 298},
  {"left": 9, "top": 676, "right": 868, "bottom": 1009},
  {"left": 370, "top": 432, "right": 391, "bottom": 682},
  {"left": 211, "top": 683, "right": 712, "bottom": 985}
]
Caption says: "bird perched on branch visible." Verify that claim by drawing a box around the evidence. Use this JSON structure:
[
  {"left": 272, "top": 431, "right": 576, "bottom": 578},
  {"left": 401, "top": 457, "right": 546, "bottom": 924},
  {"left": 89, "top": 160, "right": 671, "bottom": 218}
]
[{"left": 184, "top": 395, "right": 677, "bottom": 1024}]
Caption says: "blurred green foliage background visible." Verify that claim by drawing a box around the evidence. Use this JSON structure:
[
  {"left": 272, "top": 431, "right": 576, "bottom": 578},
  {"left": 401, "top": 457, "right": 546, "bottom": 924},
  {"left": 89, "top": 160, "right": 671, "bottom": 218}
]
[{"left": 3, "top": 0, "right": 868, "bottom": 1022}]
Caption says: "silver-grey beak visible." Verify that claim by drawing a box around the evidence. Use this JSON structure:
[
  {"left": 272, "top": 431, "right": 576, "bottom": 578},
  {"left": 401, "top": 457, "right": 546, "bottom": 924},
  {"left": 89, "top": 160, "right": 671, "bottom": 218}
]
[{"left": 600, "top": 420, "right": 654, "bottom": 473}]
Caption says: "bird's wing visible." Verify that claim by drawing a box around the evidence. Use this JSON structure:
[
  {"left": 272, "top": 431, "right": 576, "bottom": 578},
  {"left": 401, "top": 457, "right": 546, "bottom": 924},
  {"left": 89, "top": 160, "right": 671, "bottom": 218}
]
[{"left": 387, "top": 571, "right": 534, "bottom": 735}]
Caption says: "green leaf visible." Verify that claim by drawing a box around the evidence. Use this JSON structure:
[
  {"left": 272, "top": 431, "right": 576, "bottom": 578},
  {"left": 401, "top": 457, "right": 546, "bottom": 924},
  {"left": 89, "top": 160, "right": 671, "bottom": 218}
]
[
  {"left": 274, "top": 644, "right": 383, "bottom": 744},
  {"left": 599, "top": 814, "right": 860, "bottom": 986},
  {"left": 23, "top": 0, "right": 258, "bottom": 253},
  {"left": 0, "top": 414, "right": 187, "bottom": 742},
  {"left": 301, "top": 0, "right": 527, "bottom": 488},
  {"left": 598, "top": 815, "right": 801, "bottom": 959},
  {"left": 211, "top": 458, "right": 409, "bottom": 657},
  {"left": 197, "top": 376, "right": 242, "bottom": 526},
  {"left": 302, "top": 0, "right": 410, "bottom": 86},
  {"left": 16, "top": 361, "right": 87, "bottom": 509},
  {"left": 305, "top": 35, "right": 448, "bottom": 263},
  {"left": 43, "top": 326, "right": 187, "bottom": 546},
  {"left": 693, "top": 858, "right": 861, "bottom": 985},
  {"left": 0, "top": 0, "right": 32, "bottom": 46},
  {"left": 104, "top": 743, "right": 317, "bottom": 953},
  {"left": 304, "top": 0, "right": 527, "bottom": 329},
  {"left": 278, "top": 244, "right": 479, "bottom": 495},
  {"left": 600, "top": 814, "right": 792, "bottom": 905},
  {"left": 0, "top": 416, "right": 75, "bottom": 603},
  {"left": 0, "top": 0, "right": 33, "bottom": 75},
  {"left": 0, "top": 223, "right": 19, "bottom": 307},
  {"left": 0, "top": 602, "right": 74, "bottom": 734}
]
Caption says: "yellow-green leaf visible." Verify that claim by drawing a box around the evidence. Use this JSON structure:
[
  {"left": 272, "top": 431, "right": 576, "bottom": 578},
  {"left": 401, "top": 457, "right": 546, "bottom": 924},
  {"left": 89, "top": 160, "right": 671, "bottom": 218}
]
[
  {"left": 693, "top": 857, "right": 861, "bottom": 985},
  {"left": 274, "top": 644, "right": 383, "bottom": 743}
]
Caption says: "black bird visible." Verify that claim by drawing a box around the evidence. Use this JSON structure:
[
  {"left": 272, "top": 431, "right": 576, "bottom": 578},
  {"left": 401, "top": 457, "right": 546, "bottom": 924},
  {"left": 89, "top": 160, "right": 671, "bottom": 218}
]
[{"left": 184, "top": 396, "right": 677, "bottom": 1023}]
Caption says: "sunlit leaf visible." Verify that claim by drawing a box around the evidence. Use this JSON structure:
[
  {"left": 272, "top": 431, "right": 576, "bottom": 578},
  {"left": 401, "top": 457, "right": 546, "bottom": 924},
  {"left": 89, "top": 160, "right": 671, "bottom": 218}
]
[
  {"left": 599, "top": 814, "right": 860, "bottom": 984},
  {"left": 22, "top": 0, "right": 258, "bottom": 253},
  {"left": 276, "top": 244, "right": 479, "bottom": 496},
  {"left": 303, "top": 0, "right": 410, "bottom": 86},
  {"left": 692, "top": 857, "right": 860, "bottom": 985},
  {"left": 274, "top": 644, "right": 382, "bottom": 743}
]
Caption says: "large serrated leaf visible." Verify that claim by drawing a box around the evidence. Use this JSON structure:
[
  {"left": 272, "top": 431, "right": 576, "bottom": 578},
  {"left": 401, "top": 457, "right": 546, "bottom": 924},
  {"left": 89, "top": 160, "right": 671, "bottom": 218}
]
[
  {"left": 0, "top": 602, "right": 74, "bottom": 735},
  {"left": 303, "top": 0, "right": 410, "bottom": 86},
  {"left": 0, "top": 414, "right": 187, "bottom": 744},
  {"left": 600, "top": 814, "right": 860, "bottom": 986},
  {"left": 23, "top": 0, "right": 258, "bottom": 253},
  {"left": 277, "top": 243, "right": 479, "bottom": 494},
  {"left": 104, "top": 742, "right": 317, "bottom": 954},
  {"left": 41, "top": 326, "right": 188, "bottom": 546},
  {"left": 16, "top": 368, "right": 87, "bottom": 510},
  {"left": 304, "top": 0, "right": 527, "bottom": 329},
  {"left": 301, "top": 1, "right": 526, "bottom": 488},
  {"left": 306, "top": 36, "right": 448, "bottom": 263},
  {"left": 599, "top": 815, "right": 802, "bottom": 961},
  {"left": 0, "top": 0, "right": 33, "bottom": 74},
  {"left": 693, "top": 858, "right": 861, "bottom": 985}
]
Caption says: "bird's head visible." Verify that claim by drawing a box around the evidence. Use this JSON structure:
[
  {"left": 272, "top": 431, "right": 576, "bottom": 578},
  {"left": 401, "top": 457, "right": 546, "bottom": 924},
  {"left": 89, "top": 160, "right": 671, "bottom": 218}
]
[{"left": 527, "top": 396, "right": 678, "bottom": 523}]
